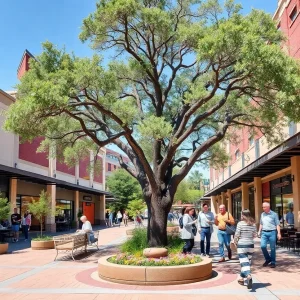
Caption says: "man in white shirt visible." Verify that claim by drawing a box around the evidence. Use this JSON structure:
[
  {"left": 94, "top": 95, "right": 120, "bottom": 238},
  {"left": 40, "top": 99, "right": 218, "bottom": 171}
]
[
  {"left": 77, "top": 215, "right": 94, "bottom": 243},
  {"left": 198, "top": 203, "right": 214, "bottom": 257}
]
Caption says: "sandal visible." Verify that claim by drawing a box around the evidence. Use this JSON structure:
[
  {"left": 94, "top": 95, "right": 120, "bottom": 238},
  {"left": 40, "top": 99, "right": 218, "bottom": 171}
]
[{"left": 238, "top": 278, "right": 244, "bottom": 286}]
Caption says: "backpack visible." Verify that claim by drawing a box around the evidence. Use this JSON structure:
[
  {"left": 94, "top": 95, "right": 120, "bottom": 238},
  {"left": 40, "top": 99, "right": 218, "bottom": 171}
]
[{"left": 179, "top": 216, "right": 183, "bottom": 229}]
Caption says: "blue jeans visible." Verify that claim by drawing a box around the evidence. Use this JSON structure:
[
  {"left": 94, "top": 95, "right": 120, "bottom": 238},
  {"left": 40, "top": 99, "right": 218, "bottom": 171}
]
[
  {"left": 261, "top": 230, "right": 277, "bottom": 265},
  {"left": 22, "top": 225, "right": 29, "bottom": 240},
  {"left": 217, "top": 230, "right": 231, "bottom": 258},
  {"left": 200, "top": 228, "right": 211, "bottom": 255}
]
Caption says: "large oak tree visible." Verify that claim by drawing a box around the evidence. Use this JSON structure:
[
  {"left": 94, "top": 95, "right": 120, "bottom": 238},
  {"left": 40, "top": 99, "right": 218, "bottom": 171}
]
[{"left": 5, "top": 0, "right": 300, "bottom": 246}]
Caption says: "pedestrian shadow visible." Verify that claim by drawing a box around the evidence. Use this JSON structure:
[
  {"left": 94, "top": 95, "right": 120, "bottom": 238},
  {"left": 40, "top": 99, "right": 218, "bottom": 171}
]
[{"left": 249, "top": 282, "right": 272, "bottom": 292}]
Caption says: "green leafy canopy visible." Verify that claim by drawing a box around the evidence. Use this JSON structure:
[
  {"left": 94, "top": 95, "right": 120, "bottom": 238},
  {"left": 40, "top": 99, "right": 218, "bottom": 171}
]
[{"left": 4, "top": 1, "right": 300, "bottom": 246}]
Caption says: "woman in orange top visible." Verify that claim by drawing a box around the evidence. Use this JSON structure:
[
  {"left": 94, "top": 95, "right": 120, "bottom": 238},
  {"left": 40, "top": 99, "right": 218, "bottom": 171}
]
[{"left": 215, "top": 204, "right": 235, "bottom": 262}]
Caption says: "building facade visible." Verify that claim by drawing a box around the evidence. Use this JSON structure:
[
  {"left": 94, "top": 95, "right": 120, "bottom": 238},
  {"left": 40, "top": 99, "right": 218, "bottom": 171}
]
[
  {"left": 206, "top": 0, "right": 300, "bottom": 228},
  {"left": 0, "top": 50, "right": 128, "bottom": 231}
]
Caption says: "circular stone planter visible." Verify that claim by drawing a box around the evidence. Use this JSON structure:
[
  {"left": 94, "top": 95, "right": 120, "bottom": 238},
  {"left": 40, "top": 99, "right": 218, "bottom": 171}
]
[
  {"left": 0, "top": 243, "right": 8, "bottom": 254},
  {"left": 31, "top": 240, "right": 55, "bottom": 250},
  {"left": 98, "top": 255, "right": 212, "bottom": 286}
]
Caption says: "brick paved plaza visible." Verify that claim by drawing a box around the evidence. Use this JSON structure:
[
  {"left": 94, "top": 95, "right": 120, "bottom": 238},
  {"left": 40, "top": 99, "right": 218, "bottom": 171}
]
[{"left": 0, "top": 223, "right": 300, "bottom": 300}]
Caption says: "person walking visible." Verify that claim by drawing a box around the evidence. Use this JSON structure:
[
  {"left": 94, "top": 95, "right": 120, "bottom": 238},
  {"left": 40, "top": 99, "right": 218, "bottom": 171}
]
[
  {"left": 181, "top": 207, "right": 197, "bottom": 254},
  {"left": 234, "top": 209, "right": 257, "bottom": 289},
  {"left": 198, "top": 203, "right": 214, "bottom": 257},
  {"left": 105, "top": 211, "right": 109, "bottom": 227},
  {"left": 22, "top": 210, "right": 31, "bottom": 241},
  {"left": 123, "top": 211, "right": 129, "bottom": 227},
  {"left": 108, "top": 211, "right": 114, "bottom": 227},
  {"left": 117, "top": 211, "right": 122, "bottom": 227},
  {"left": 11, "top": 208, "right": 21, "bottom": 242},
  {"left": 215, "top": 204, "right": 235, "bottom": 262},
  {"left": 258, "top": 202, "right": 281, "bottom": 268}
]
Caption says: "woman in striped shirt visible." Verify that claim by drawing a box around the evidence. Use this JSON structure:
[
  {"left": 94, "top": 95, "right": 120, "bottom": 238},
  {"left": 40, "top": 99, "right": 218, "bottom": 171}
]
[{"left": 234, "top": 209, "right": 257, "bottom": 290}]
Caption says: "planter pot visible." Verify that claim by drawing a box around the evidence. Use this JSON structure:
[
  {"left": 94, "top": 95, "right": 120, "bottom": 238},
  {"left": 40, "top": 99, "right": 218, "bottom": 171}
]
[
  {"left": 0, "top": 243, "right": 8, "bottom": 254},
  {"left": 31, "top": 240, "right": 54, "bottom": 250},
  {"left": 167, "top": 226, "right": 179, "bottom": 233},
  {"left": 98, "top": 255, "right": 212, "bottom": 286}
]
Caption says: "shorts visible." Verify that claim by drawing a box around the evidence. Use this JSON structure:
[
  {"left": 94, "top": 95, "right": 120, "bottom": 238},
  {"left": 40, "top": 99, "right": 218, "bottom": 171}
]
[{"left": 12, "top": 224, "right": 20, "bottom": 232}]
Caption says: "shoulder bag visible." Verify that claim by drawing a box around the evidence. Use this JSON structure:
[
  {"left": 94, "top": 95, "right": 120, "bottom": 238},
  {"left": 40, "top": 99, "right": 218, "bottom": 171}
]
[{"left": 225, "top": 212, "right": 236, "bottom": 235}]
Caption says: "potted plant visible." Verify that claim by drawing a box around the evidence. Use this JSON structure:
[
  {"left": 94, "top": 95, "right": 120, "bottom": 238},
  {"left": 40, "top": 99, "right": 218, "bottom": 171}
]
[
  {"left": 0, "top": 197, "right": 10, "bottom": 254},
  {"left": 28, "top": 190, "right": 55, "bottom": 250}
]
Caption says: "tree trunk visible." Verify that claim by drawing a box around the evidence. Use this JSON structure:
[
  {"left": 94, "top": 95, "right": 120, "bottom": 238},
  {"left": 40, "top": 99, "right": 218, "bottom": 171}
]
[{"left": 147, "top": 193, "right": 172, "bottom": 247}]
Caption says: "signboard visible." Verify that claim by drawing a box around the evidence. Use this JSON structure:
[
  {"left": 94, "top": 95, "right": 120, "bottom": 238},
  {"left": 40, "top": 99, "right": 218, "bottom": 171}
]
[{"left": 83, "top": 196, "right": 92, "bottom": 202}]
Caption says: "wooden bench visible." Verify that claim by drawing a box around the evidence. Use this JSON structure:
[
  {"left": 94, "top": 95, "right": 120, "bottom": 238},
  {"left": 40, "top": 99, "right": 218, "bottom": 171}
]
[{"left": 53, "top": 233, "right": 87, "bottom": 261}]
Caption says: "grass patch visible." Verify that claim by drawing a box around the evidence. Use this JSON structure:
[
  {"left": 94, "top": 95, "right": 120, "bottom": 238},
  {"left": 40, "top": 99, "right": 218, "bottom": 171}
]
[
  {"left": 120, "top": 228, "right": 184, "bottom": 256},
  {"left": 32, "top": 236, "right": 53, "bottom": 241}
]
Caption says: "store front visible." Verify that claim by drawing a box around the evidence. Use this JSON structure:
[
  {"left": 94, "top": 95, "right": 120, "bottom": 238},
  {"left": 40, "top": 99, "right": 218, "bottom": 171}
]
[
  {"left": 269, "top": 175, "right": 294, "bottom": 227},
  {"left": 0, "top": 176, "right": 9, "bottom": 198}
]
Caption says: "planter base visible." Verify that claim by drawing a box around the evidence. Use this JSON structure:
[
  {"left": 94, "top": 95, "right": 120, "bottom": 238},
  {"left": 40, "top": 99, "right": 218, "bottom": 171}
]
[
  {"left": 98, "top": 256, "right": 212, "bottom": 286},
  {"left": 0, "top": 243, "right": 8, "bottom": 254},
  {"left": 31, "top": 240, "right": 54, "bottom": 250}
]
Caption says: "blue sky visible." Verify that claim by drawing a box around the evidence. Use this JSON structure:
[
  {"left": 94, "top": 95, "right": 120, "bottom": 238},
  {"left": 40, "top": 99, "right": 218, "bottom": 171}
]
[
  {"left": 0, "top": 0, "right": 278, "bottom": 178},
  {"left": 0, "top": 0, "right": 278, "bottom": 91}
]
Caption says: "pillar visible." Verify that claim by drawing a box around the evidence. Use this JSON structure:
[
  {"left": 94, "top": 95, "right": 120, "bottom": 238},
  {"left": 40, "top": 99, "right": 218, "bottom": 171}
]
[
  {"left": 241, "top": 182, "right": 249, "bottom": 211},
  {"left": 254, "top": 177, "right": 263, "bottom": 226},
  {"left": 227, "top": 189, "right": 232, "bottom": 214},
  {"left": 45, "top": 185, "right": 56, "bottom": 233},
  {"left": 74, "top": 190, "right": 80, "bottom": 228},
  {"left": 291, "top": 156, "right": 300, "bottom": 229},
  {"left": 99, "top": 194, "right": 106, "bottom": 225},
  {"left": 211, "top": 196, "right": 218, "bottom": 215},
  {"left": 9, "top": 178, "right": 17, "bottom": 213},
  {"left": 221, "top": 192, "right": 226, "bottom": 207}
]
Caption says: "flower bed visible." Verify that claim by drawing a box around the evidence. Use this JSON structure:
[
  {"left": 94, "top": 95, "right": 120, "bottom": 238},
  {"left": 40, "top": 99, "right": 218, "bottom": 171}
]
[{"left": 108, "top": 253, "right": 202, "bottom": 266}]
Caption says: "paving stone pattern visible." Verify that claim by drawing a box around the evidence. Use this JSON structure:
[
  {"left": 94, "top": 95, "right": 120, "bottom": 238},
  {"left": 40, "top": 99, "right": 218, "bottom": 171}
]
[{"left": 0, "top": 222, "right": 300, "bottom": 300}]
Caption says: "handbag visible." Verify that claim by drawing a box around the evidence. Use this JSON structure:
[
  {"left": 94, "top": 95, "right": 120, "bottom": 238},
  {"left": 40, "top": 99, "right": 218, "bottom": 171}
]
[
  {"left": 225, "top": 212, "right": 236, "bottom": 235},
  {"left": 230, "top": 241, "right": 237, "bottom": 252},
  {"left": 192, "top": 224, "right": 197, "bottom": 236}
]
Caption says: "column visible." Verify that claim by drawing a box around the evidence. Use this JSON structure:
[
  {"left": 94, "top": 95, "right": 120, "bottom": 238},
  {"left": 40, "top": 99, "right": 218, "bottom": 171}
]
[
  {"left": 221, "top": 192, "right": 226, "bottom": 206},
  {"left": 46, "top": 185, "right": 56, "bottom": 233},
  {"left": 9, "top": 178, "right": 17, "bottom": 213},
  {"left": 254, "top": 177, "right": 263, "bottom": 226},
  {"left": 211, "top": 196, "right": 218, "bottom": 215},
  {"left": 241, "top": 182, "right": 249, "bottom": 210},
  {"left": 227, "top": 189, "right": 232, "bottom": 213},
  {"left": 74, "top": 190, "right": 80, "bottom": 228},
  {"left": 99, "top": 194, "right": 106, "bottom": 225},
  {"left": 291, "top": 156, "right": 300, "bottom": 229}
]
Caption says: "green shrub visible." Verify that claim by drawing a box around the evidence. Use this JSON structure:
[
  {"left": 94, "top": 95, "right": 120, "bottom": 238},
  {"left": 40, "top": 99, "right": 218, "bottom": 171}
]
[
  {"left": 120, "top": 228, "right": 184, "bottom": 255},
  {"left": 32, "top": 236, "right": 53, "bottom": 241}
]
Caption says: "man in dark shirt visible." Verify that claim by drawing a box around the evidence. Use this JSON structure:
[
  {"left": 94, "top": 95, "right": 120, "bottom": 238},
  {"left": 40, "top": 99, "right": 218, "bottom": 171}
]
[{"left": 11, "top": 208, "right": 21, "bottom": 242}]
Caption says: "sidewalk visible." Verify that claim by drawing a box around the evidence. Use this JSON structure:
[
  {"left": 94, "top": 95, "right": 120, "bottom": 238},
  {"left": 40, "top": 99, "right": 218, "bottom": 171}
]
[{"left": 0, "top": 222, "right": 300, "bottom": 300}]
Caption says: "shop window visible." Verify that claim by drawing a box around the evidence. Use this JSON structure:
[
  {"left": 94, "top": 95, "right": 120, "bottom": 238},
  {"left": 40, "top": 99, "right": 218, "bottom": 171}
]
[
  {"left": 290, "top": 6, "right": 298, "bottom": 23},
  {"left": 56, "top": 200, "right": 73, "bottom": 224},
  {"left": 248, "top": 187, "right": 255, "bottom": 217},
  {"left": 232, "top": 192, "right": 242, "bottom": 222},
  {"left": 270, "top": 175, "right": 294, "bottom": 227}
]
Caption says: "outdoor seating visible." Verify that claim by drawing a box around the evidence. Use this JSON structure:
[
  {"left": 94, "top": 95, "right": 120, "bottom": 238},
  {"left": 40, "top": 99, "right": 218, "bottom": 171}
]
[{"left": 53, "top": 233, "right": 87, "bottom": 261}]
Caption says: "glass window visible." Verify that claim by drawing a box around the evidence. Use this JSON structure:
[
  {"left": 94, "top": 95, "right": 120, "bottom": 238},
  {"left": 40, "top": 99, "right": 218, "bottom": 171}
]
[
  {"left": 248, "top": 187, "right": 255, "bottom": 217},
  {"left": 248, "top": 136, "right": 254, "bottom": 147},
  {"left": 20, "top": 196, "right": 42, "bottom": 230},
  {"left": 108, "top": 163, "right": 112, "bottom": 171},
  {"left": 232, "top": 192, "right": 242, "bottom": 222},
  {"left": 290, "top": 6, "right": 298, "bottom": 23},
  {"left": 56, "top": 200, "right": 73, "bottom": 223},
  {"left": 235, "top": 149, "right": 240, "bottom": 160}
]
